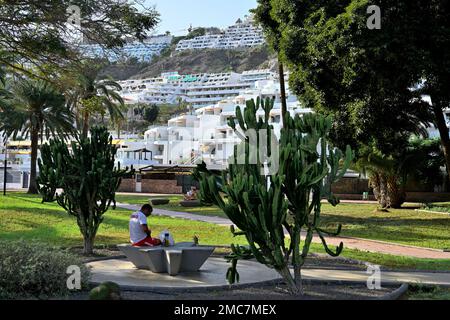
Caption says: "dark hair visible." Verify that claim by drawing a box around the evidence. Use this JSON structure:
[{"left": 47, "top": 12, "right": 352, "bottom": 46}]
[{"left": 141, "top": 204, "right": 153, "bottom": 212}]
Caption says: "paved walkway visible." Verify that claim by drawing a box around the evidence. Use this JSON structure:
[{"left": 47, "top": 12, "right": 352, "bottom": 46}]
[
  {"left": 117, "top": 203, "right": 450, "bottom": 260},
  {"left": 88, "top": 257, "right": 450, "bottom": 289}
]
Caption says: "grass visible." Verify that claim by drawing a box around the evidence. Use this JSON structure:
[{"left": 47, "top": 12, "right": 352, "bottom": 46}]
[
  {"left": 115, "top": 194, "right": 450, "bottom": 250},
  {"left": 420, "top": 202, "right": 450, "bottom": 214},
  {"left": 115, "top": 194, "right": 227, "bottom": 217},
  {"left": 406, "top": 285, "right": 450, "bottom": 300},
  {"left": 320, "top": 203, "right": 450, "bottom": 250},
  {"left": 0, "top": 193, "right": 247, "bottom": 247},
  {"left": 2, "top": 192, "right": 450, "bottom": 271}
]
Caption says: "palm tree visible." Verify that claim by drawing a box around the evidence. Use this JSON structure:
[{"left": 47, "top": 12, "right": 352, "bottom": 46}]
[
  {"left": 66, "top": 67, "right": 125, "bottom": 137},
  {"left": 357, "top": 150, "right": 405, "bottom": 209},
  {"left": 357, "top": 137, "right": 444, "bottom": 209},
  {"left": 0, "top": 79, "right": 74, "bottom": 194}
]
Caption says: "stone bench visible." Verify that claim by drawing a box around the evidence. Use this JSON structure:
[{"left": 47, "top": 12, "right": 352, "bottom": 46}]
[
  {"left": 117, "top": 242, "right": 214, "bottom": 276},
  {"left": 151, "top": 199, "right": 170, "bottom": 205},
  {"left": 180, "top": 200, "right": 202, "bottom": 207}
]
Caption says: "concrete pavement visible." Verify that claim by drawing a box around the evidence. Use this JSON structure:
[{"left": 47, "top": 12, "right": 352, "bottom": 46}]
[{"left": 88, "top": 257, "right": 450, "bottom": 290}]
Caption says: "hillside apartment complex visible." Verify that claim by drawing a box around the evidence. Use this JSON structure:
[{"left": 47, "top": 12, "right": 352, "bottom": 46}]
[
  {"left": 118, "top": 69, "right": 277, "bottom": 108},
  {"left": 77, "top": 16, "right": 264, "bottom": 62},
  {"left": 79, "top": 35, "right": 173, "bottom": 62},
  {"left": 175, "top": 16, "right": 264, "bottom": 51}
]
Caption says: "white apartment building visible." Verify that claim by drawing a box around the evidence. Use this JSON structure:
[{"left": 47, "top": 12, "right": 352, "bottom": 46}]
[
  {"left": 79, "top": 35, "right": 173, "bottom": 62},
  {"left": 112, "top": 79, "right": 310, "bottom": 169},
  {"left": 118, "top": 69, "right": 278, "bottom": 108},
  {"left": 176, "top": 16, "right": 264, "bottom": 51}
]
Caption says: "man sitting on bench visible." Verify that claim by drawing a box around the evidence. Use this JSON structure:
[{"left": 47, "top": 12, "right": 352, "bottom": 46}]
[
  {"left": 184, "top": 186, "right": 198, "bottom": 201},
  {"left": 129, "top": 204, "right": 162, "bottom": 247}
]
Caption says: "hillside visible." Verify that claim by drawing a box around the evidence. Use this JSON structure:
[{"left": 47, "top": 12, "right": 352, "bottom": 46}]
[
  {"left": 98, "top": 45, "right": 277, "bottom": 81},
  {"left": 98, "top": 63, "right": 150, "bottom": 81},
  {"left": 135, "top": 45, "right": 276, "bottom": 79}
]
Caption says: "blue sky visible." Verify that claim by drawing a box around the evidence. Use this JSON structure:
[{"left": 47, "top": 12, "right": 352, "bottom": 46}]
[{"left": 144, "top": 0, "right": 258, "bottom": 35}]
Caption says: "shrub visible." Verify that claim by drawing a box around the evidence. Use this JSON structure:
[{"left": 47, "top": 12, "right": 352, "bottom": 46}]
[
  {"left": 0, "top": 240, "right": 90, "bottom": 299},
  {"left": 89, "top": 282, "right": 121, "bottom": 300}
]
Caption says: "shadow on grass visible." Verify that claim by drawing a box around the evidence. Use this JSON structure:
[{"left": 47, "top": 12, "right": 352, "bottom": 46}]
[{"left": 321, "top": 213, "right": 450, "bottom": 247}]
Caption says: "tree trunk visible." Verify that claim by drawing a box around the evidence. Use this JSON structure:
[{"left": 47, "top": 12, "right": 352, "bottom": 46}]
[
  {"left": 378, "top": 174, "right": 389, "bottom": 208},
  {"left": 28, "top": 127, "right": 39, "bottom": 194},
  {"left": 83, "top": 235, "right": 94, "bottom": 255},
  {"left": 431, "top": 102, "right": 450, "bottom": 179},
  {"left": 82, "top": 111, "right": 90, "bottom": 138},
  {"left": 387, "top": 175, "right": 406, "bottom": 209},
  {"left": 278, "top": 60, "right": 288, "bottom": 128},
  {"left": 370, "top": 172, "right": 381, "bottom": 200},
  {"left": 277, "top": 266, "right": 300, "bottom": 295},
  {"left": 370, "top": 172, "right": 389, "bottom": 208}
]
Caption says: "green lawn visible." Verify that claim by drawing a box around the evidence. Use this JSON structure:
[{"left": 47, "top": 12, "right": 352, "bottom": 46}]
[
  {"left": 0, "top": 193, "right": 246, "bottom": 247},
  {"left": 116, "top": 194, "right": 226, "bottom": 217},
  {"left": 406, "top": 285, "right": 450, "bottom": 300},
  {"left": 320, "top": 203, "right": 450, "bottom": 250},
  {"left": 2, "top": 192, "right": 450, "bottom": 271},
  {"left": 116, "top": 194, "right": 450, "bottom": 250}
]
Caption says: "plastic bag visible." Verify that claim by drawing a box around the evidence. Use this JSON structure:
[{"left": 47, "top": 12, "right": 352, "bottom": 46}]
[{"left": 159, "top": 230, "right": 175, "bottom": 246}]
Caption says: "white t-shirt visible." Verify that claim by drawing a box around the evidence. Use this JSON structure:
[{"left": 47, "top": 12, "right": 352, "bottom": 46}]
[{"left": 129, "top": 211, "right": 148, "bottom": 244}]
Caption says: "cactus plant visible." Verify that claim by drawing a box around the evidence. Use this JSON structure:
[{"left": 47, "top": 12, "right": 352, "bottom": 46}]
[
  {"left": 37, "top": 126, "right": 132, "bottom": 254},
  {"left": 194, "top": 98, "right": 352, "bottom": 294}
]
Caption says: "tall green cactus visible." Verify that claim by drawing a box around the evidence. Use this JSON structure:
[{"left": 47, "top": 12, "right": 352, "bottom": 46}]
[
  {"left": 194, "top": 98, "right": 353, "bottom": 294},
  {"left": 37, "top": 126, "right": 132, "bottom": 254}
]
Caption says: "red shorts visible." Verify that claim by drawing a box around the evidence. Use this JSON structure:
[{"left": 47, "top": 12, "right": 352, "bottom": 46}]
[{"left": 132, "top": 236, "right": 161, "bottom": 247}]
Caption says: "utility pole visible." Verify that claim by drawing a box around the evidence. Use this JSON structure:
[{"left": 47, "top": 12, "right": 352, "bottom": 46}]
[{"left": 3, "top": 137, "right": 7, "bottom": 196}]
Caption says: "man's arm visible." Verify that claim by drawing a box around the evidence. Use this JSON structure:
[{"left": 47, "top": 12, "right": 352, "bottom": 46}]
[{"left": 141, "top": 224, "right": 151, "bottom": 238}]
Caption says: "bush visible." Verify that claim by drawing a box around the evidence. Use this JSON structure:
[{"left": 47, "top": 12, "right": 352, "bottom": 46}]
[
  {"left": 0, "top": 240, "right": 90, "bottom": 299},
  {"left": 89, "top": 282, "right": 121, "bottom": 300}
]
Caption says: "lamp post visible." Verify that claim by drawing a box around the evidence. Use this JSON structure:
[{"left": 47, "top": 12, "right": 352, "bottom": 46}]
[{"left": 3, "top": 137, "right": 7, "bottom": 196}]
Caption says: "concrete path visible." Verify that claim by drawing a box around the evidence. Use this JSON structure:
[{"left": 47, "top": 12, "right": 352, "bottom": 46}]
[
  {"left": 116, "top": 203, "right": 450, "bottom": 260},
  {"left": 88, "top": 257, "right": 450, "bottom": 289}
]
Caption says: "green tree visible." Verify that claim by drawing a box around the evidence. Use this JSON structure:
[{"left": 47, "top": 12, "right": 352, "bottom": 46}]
[
  {"left": 143, "top": 104, "right": 160, "bottom": 125},
  {"left": 254, "top": 0, "right": 450, "bottom": 177},
  {"left": 38, "top": 127, "right": 131, "bottom": 254},
  {"left": 254, "top": 0, "right": 440, "bottom": 209},
  {"left": 404, "top": 138, "right": 445, "bottom": 190},
  {"left": 175, "top": 97, "right": 191, "bottom": 115},
  {"left": 66, "top": 65, "right": 125, "bottom": 137},
  {"left": 194, "top": 98, "right": 352, "bottom": 294},
  {"left": 0, "top": 79, "right": 74, "bottom": 194},
  {"left": 357, "top": 138, "right": 445, "bottom": 208},
  {"left": 0, "top": 0, "right": 159, "bottom": 79}
]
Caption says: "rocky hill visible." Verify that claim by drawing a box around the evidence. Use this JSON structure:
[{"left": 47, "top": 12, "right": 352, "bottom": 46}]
[
  {"left": 99, "top": 45, "right": 276, "bottom": 80},
  {"left": 134, "top": 45, "right": 276, "bottom": 78}
]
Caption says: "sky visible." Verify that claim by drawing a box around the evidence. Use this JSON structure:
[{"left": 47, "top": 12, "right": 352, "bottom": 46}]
[{"left": 144, "top": 0, "right": 258, "bottom": 36}]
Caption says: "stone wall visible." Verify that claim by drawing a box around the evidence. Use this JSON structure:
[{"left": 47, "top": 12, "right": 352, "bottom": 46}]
[
  {"left": 333, "top": 192, "right": 450, "bottom": 202},
  {"left": 331, "top": 178, "right": 370, "bottom": 195},
  {"left": 118, "top": 175, "right": 450, "bottom": 202},
  {"left": 117, "top": 178, "right": 182, "bottom": 194},
  {"left": 141, "top": 179, "right": 182, "bottom": 194},
  {"left": 117, "top": 178, "right": 136, "bottom": 192},
  {"left": 405, "top": 192, "right": 450, "bottom": 203}
]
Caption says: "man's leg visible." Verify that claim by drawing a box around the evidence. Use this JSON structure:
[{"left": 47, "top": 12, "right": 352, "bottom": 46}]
[{"left": 133, "top": 236, "right": 161, "bottom": 247}]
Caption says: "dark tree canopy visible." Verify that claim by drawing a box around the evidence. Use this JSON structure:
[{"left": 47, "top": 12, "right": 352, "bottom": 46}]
[
  {"left": 254, "top": 0, "right": 448, "bottom": 159},
  {"left": 0, "top": 0, "right": 159, "bottom": 77},
  {"left": 143, "top": 104, "right": 160, "bottom": 124}
]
